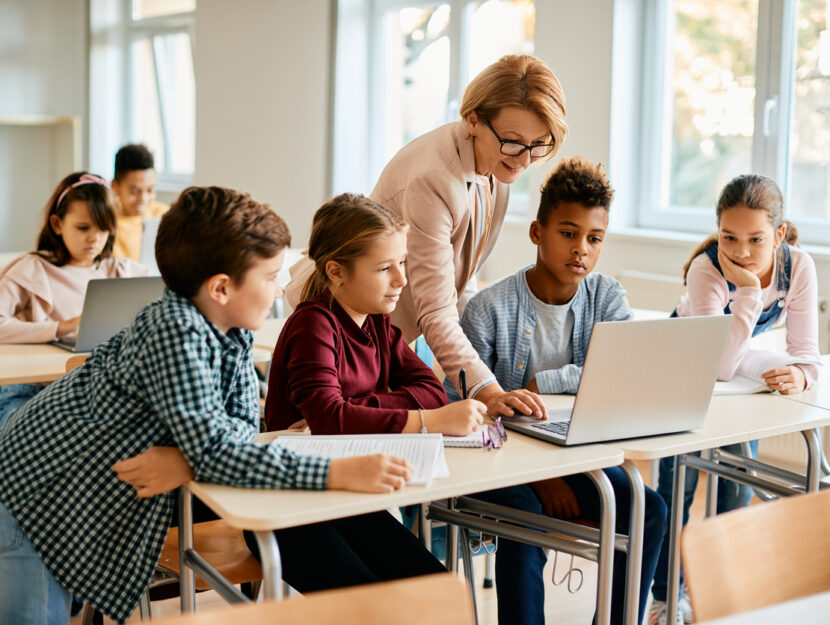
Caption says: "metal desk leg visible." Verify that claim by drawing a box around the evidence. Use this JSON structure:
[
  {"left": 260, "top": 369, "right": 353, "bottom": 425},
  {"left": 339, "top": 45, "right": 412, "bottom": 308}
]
[
  {"left": 704, "top": 448, "right": 718, "bottom": 517},
  {"left": 446, "top": 507, "right": 459, "bottom": 573},
  {"left": 665, "top": 454, "right": 686, "bottom": 625},
  {"left": 459, "top": 527, "right": 479, "bottom": 625},
  {"left": 587, "top": 469, "right": 616, "bottom": 625},
  {"left": 620, "top": 460, "right": 644, "bottom": 625},
  {"left": 253, "top": 530, "right": 283, "bottom": 600},
  {"left": 178, "top": 487, "right": 196, "bottom": 612},
  {"left": 803, "top": 428, "right": 822, "bottom": 492}
]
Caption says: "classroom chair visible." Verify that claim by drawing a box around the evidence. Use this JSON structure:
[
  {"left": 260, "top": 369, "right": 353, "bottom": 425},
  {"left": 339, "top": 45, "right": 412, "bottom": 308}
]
[
  {"left": 681, "top": 488, "right": 830, "bottom": 621},
  {"left": 150, "top": 573, "right": 474, "bottom": 624}
]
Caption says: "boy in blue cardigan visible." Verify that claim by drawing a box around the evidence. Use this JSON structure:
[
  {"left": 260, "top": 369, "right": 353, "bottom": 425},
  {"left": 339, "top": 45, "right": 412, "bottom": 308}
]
[{"left": 449, "top": 157, "right": 668, "bottom": 625}]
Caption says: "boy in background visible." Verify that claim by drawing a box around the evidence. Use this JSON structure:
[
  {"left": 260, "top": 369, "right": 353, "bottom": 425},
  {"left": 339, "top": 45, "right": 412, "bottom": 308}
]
[
  {"left": 451, "top": 157, "right": 668, "bottom": 625},
  {"left": 111, "top": 144, "right": 168, "bottom": 261}
]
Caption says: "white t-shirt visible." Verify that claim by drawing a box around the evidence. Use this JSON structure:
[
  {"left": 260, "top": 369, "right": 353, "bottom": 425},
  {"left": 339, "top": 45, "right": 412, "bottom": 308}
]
[{"left": 524, "top": 272, "right": 575, "bottom": 385}]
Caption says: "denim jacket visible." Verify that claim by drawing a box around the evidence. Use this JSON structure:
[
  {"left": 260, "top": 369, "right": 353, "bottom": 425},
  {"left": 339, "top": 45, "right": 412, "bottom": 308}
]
[{"left": 446, "top": 267, "right": 633, "bottom": 399}]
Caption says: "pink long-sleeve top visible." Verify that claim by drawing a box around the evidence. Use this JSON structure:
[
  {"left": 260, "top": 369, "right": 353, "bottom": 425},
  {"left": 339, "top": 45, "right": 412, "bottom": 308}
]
[
  {"left": 675, "top": 245, "right": 820, "bottom": 386},
  {"left": 264, "top": 291, "right": 449, "bottom": 434},
  {"left": 0, "top": 253, "right": 147, "bottom": 343}
]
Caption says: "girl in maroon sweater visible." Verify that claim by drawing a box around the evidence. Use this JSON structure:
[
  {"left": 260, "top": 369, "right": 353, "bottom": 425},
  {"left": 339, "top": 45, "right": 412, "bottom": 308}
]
[{"left": 265, "top": 193, "right": 486, "bottom": 436}]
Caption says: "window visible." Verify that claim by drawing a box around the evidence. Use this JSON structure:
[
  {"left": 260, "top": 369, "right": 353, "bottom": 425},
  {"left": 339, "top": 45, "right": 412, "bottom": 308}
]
[
  {"left": 638, "top": 0, "right": 830, "bottom": 245},
  {"left": 334, "top": 0, "right": 535, "bottom": 213},
  {"left": 89, "top": 0, "right": 195, "bottom": 189}
]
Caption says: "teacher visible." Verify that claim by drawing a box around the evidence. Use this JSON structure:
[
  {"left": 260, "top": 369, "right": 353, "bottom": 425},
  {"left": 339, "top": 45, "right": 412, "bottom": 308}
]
[{"left": 369, "top": 54, "right": 567, "bottom": 417}]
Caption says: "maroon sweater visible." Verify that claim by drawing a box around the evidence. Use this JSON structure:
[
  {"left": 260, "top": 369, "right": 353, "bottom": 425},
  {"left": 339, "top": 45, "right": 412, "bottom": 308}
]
[{"left": 265, "top": 292, "right": 448, "bottom": 434}]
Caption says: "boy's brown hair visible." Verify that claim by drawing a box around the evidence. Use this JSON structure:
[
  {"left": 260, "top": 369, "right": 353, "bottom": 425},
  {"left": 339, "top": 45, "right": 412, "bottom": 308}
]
[
  {"left": 537, "top": 157, "right": 614, "bottom": 224},
  {"left": 156, "top": 186, "right": 290, "bottom": 297}
]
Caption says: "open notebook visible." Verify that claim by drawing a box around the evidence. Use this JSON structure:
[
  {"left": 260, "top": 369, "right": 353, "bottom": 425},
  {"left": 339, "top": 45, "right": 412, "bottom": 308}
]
[
  {"left": 714, "top": 349, "right": 823, "bottom": 395},
  {"left": 275, "top": 434, "right": 449, "bottom": 486}
]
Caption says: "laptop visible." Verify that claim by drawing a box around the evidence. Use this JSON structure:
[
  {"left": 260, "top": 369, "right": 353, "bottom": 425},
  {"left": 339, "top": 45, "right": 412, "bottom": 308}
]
[
  {"left": 139, "top": 216, "right": 162, "bottom": 276},
  {"left": 502, "top": 315, "right": 732, "bottom": 446},
  {"left": 53, "top": 277, "right": 165, "bottom": 352}
]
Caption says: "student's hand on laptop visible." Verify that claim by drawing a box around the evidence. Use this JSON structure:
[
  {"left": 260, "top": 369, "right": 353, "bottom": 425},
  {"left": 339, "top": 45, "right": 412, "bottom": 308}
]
[
  {"left": 762, "top": 365, "right": 806, "bottom": 395},
  {"left": 327, "top": 455, "right": 413, "bottom": 493},
  {"left": 113, "top": 446, "right": 194, "bottom": 498},
  {"left": 531, "top": 478, "right": 580, "bottom": 519},
  {"left": 57, "top": 315, "right": 81, "bottom": 338},
  {"left": 426, "top": 399, "right": 487, "bottom": 435},
  {"left": 476, "top": 383, "right": 547, "bottom": 419}
]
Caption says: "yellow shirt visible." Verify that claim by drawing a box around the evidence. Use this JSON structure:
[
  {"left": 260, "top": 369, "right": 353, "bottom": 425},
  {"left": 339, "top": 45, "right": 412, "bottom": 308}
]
[{"left": 113, "top": 201, "right": 169, "bottom": 261}]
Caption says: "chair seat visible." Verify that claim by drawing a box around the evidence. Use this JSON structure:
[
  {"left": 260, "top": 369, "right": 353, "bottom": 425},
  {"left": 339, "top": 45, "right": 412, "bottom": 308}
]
[{"left": 160, "top": 520, "right": 262, "bottom": 591}]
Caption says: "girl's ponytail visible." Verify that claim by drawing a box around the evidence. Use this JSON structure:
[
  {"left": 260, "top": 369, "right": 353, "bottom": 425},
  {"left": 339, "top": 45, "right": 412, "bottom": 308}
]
[
  {"left": 782, "top": 219, "right": 799, "bottom": 246},
  {"left": 682, "top": 233, "right": 718, "bottom": 285}
]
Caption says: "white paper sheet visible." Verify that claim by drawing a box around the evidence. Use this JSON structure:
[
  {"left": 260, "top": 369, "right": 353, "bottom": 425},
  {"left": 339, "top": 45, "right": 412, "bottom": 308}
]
[{"left": 275, "top": 434, "right": 447, "bottom": 486}]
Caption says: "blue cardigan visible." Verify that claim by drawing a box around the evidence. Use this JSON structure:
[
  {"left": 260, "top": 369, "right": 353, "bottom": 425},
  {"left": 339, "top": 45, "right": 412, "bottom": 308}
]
[{"left": 446, "top": 267, "right": 633, "bottom": 399}]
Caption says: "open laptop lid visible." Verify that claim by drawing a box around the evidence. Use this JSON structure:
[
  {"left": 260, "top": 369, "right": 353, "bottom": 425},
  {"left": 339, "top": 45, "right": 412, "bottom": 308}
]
[
  {"left": 139, "top": 217, "right": 162, "bottom": 276},
  {"left": 564, "top": 315, "right": 732, "bottom": 445},
  {"left": 55, "top": 276, "right": 165, "bottom": 352}
]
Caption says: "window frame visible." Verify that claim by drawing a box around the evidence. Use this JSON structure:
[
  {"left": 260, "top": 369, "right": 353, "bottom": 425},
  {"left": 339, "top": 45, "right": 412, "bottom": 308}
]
[{"left": 635, "top": 0, "right": 830, "bottom": 245}]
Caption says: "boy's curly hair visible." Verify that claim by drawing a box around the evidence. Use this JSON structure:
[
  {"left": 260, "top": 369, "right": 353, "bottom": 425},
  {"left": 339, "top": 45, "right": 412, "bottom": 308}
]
[{"left": 537, "top": 157, "right": 614, "bottom": 224}]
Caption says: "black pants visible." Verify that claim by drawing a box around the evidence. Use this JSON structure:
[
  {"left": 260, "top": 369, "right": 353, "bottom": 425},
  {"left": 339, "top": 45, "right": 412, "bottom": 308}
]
[{"left": 244, "top": 510, "right": 446, "bottom": 592}]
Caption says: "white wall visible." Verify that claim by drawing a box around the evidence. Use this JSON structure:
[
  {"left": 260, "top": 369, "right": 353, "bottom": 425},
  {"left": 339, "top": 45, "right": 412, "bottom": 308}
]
[
  {"left": 194, "top": 0, "right": 333, "bottom": 248},
  {"left": 0, "top": 0, "right": 88, "bottom": 252}
]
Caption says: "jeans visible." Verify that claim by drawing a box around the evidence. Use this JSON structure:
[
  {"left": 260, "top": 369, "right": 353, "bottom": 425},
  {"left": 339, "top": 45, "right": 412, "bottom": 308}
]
[
  {"left": 651, "top": 440, "right": 759, "bottom": 602},
  {"left": 472, "top": 467, "right": 668, "bottom": 625},
  {"left": 0, "top": 384, "right": 41, "bottom": 429},
  {"left": 0, "top": 500, "right": 71, "bottom": 625}
]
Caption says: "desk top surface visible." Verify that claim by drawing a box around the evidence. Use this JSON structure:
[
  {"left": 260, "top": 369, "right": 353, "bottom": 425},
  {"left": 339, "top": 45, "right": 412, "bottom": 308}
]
[
  {"left": 777, "top": 354, "right": 830, "bottom": 411},
  {"left": 696, "top": 591, "right": 830, "bottom": 625},
  {"left": 539, "top": 391, "right": 830, "bottom": 460},
  {"left": 0, "top": 342, "right": 74, "bottom": 385},
  {"left": 188, "top": 431, "right": 623, "bottom": 531}
]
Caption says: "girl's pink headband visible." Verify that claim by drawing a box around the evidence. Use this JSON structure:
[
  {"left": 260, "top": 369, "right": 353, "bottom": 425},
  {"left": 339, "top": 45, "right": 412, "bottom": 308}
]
[{"left": 56, "top": 174, "right": 109, "bottom": 209}]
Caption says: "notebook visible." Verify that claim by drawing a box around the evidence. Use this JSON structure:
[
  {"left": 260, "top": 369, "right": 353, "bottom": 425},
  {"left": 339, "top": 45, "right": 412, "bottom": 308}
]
[
  {"left": 53, "top": 277, "right": 165, "bottom": 352},
  {"left": 275, "top": 434, "right": 449, "bottom": 486},
  {"left": 713, "top": 349, "right": 822, "bottom": 395},
  {"left": 502, "top": 315, "right": 732, "bottom": 446}
]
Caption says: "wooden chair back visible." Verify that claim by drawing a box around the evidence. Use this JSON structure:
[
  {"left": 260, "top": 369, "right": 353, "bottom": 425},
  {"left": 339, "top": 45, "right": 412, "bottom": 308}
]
[
  {"left": 65, "top": 354, "right": 89, "bottom": 372},
  {"left": 152, "top": 573, "right": 473, "bottom": 624},
  {"left": 682, "top": 489, "right": 830, "bottom": 621}
]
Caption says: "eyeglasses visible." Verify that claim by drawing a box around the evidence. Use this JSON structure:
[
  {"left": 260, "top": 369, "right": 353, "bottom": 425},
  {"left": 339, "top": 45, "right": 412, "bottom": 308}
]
[
  {"left": 482, "top": 417, "right": 508, "bottom": 450},
  {"left": 481, "top": 118, "right": 555, "bottom": 158}
]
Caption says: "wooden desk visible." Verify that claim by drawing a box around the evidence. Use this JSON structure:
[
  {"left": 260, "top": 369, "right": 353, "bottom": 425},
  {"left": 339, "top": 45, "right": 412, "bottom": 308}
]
[
  {"left": 695, "top": 591, "right": 830, "bottom": 625},
  {"left": 178, "top": 432, "right": 624, "bottom": 622},
  {"left": 156, "top": 573, "right": 474, "bottom": 625},
  {"left": 0, "top": 343, "right": 75, "bottom": 385}
]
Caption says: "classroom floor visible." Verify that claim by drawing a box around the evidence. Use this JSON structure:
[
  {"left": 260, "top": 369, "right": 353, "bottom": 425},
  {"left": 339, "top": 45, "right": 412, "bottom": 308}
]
[{"left": 73, "top": 460, "right": 719, "bottom": 625}]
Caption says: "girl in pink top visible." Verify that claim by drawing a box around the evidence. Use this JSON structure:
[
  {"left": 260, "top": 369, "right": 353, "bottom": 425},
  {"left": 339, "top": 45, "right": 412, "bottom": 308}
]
[
  {"left": 651, "top": 174, "right": 820, "bottom": 621},
  {"left": 0, "top": 172, "right": 145, "bottom": 426}
]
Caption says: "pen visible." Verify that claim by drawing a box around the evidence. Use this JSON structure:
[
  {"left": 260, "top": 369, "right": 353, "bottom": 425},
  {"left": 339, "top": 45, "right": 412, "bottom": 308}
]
[{"left": 459, "top": 367, "right": 468, "bottom": 399}]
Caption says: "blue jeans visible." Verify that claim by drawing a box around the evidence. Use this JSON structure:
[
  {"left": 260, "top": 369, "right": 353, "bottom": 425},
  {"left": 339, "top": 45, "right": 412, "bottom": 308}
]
[
  {"left": 0, "top": 499, "right": 71, "bottom": 625},
  {"left": 0, "top": 383, "right": 41, "bottom": 429},
  {"left": 473, "top": 467, "right": 667, "bottom": 625},
  {"left": 651, "top": 440, "right": 759, "bottom": 602}
]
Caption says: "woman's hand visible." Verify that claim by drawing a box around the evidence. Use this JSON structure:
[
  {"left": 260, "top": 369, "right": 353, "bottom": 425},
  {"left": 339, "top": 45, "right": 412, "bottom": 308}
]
[
  {"left": 57, "top": 316, "right": 81, "bottom": 338},
  {"left": 327, "top": 454, "right": 412, "bottom": 493},
  {"left": 287, "top": 419, "right": 309, "bottom": 432},
  {"left": 476, "top": 383, "right": 548, "bottom": 419},
  {"left": 717, "top": 248, "right": 760, "bottom": 289},
  {"left": 113, "top": 446, "right": 194, "bottom": 498},
  {"left": 531, "top": 478, "right": 580, "bottom": 519},
  {"left": 762, "top": 365, "right": 807, "bottom": 395},
  {"left": 424, "top": 399, "right": 487, "bottom": 436}
]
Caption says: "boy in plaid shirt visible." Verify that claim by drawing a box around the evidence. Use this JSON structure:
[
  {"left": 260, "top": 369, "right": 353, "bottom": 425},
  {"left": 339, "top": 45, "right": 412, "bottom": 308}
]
[{"left": 0, "top": 187, "right": 420, "bottom": 624}]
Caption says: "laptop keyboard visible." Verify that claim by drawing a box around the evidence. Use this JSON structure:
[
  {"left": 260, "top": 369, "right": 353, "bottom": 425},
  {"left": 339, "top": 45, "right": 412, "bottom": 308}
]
[{"left": 533, "top": 420, "right": 571, "bottom": 436}]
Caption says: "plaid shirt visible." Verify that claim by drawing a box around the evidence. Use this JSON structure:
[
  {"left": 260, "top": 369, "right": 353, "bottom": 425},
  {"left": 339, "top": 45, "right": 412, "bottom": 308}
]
[{"left": 0, "top": 290, "right": 329, "bottom": 624}]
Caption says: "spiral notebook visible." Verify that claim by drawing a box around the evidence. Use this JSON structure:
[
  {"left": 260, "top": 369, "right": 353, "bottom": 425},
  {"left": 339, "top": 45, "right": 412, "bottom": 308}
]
[{"left": 443, "top": 426, "right": 487, "bottom": 448}]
